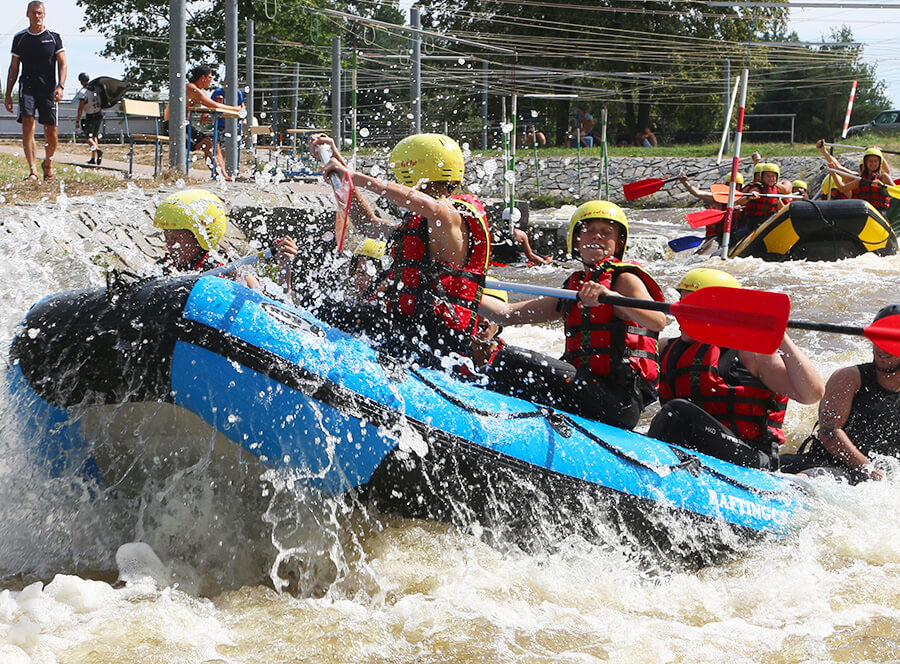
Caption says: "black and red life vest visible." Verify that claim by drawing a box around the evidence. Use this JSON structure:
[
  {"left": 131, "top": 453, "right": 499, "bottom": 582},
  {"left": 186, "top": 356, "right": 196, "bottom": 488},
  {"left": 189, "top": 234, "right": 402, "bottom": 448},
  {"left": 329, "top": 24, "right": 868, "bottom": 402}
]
[
  {"left": 854, "top": 175, "right": 890, "bottom": 211},
  {"left": 658, "top": 338, "right": 788, "bottom": 450},
  {"left": 384, "top": 193, "right": 490, "bottom": 353},
  {"left": 743, "top": 183, "right": 780, "bottom": 222},
  {"left": 561, "top": 258, "right": 664, "bottom": 386},
  {"left": 160, "top": 250, "right": 225, "bottom": 275}
]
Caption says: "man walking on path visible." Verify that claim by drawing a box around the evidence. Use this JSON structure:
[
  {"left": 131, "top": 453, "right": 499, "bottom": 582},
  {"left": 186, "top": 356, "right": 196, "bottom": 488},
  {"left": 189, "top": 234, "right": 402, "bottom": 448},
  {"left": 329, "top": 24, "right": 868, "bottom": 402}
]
[{"left": 4, "top": 0, "right": 66, "bottom": 182}]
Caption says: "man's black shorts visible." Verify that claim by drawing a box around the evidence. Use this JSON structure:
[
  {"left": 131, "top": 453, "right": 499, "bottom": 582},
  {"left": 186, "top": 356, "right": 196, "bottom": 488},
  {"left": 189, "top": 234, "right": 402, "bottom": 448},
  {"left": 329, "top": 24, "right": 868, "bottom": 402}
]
[
  {"left": 18, "top": 92, "right": 57, "bottom": 126},
  {"left": 80, "top": 112, "right": 103, "bottom": 138}
]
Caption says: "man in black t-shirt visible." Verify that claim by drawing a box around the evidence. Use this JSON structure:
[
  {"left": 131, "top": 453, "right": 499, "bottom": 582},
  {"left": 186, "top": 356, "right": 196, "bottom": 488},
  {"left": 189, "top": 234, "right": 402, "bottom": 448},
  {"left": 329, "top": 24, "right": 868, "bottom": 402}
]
[{"left": 4, "top": 1, "right": 67, "bottom": 182}]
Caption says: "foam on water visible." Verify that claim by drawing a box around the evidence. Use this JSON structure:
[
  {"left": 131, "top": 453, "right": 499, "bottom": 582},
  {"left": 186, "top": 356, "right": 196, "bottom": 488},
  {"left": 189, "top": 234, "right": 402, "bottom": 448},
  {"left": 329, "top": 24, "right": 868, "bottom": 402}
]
[{"left": 1, "top": 193, "right": 900, "bottom": 662}]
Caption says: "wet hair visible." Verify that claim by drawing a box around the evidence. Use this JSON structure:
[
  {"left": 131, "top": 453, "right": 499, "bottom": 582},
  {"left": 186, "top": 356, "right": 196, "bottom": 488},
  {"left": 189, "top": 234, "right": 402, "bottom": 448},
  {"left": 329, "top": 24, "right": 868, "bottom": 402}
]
[
  {"left": 188, "top": 65, "right": 213, "bottom": 83},
  {"left": 78, "top": 72, "right": 89, "bottom": 84}
]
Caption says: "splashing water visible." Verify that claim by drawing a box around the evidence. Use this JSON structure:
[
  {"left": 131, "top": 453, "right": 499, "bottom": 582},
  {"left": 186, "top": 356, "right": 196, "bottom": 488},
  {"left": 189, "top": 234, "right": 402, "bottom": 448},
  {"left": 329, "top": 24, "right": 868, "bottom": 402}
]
[{"left": 1, "top": 191, "right": 900, "bottom": 662}]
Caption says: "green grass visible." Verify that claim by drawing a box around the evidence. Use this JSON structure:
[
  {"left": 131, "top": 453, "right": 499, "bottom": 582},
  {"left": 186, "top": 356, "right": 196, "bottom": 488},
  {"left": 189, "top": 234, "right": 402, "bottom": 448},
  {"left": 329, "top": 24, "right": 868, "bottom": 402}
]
[{"left": 0, "top": 153, "right": 128, "bottom": 203}]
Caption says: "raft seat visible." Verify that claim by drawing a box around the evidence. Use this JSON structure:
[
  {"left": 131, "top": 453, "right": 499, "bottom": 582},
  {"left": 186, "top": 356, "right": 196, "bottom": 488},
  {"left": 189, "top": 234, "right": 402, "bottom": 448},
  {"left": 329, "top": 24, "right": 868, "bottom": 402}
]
[{"left": 121, "top": 98, "right": 169, "bottom": 179}]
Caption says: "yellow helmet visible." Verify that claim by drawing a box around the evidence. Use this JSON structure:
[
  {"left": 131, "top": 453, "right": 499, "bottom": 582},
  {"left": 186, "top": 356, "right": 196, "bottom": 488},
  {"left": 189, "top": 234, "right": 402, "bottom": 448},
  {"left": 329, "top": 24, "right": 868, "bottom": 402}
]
[
  {"left": 753, "top": 162, "right": 765, "bottom": 174},
  {"left": 353, "top": 238, "right": 386, "bottom": 259},
  {"left": 567, "top": 200, "right": 629, "bottom": 259},
  {"left": 676, "top": 268, "right": 740, "bottom": 293},
  {"left": 821, "top": 174, "right": 840, "bottom": 195},
  {"left": 760, "top": 162, "right": 780, "bottom": 177},
  {"left": 390, "top": 133, "right": 464, "bottom": 189},
  {"left": 482, "top": 287, "right": 509, "bottom": 303},
  {"left": 153, "top": 189, "right": 227, "bottom": 251},
  {"left": 792, "top": 179, "right": 808, "bottom": 191},
  {"left": 725, "top": 172, "right": 744, "bottom": 185},
  {"left": 864, "top": 147, "right": 884, "bottom": 162}
]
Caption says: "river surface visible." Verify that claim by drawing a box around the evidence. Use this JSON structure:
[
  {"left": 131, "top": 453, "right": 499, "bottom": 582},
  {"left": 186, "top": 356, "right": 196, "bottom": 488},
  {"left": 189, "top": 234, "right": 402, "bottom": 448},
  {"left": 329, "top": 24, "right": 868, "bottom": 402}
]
[{"left": 2, "top": 194, "right": 900, "bottom": 663}]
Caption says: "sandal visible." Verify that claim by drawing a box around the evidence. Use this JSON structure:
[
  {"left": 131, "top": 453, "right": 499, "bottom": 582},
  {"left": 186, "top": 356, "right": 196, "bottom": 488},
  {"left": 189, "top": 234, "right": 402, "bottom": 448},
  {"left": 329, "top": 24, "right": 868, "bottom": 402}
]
[
  {"left": 22, "top": 172, "right": 39, "bottom": 183},
  {"left": 42, "top": 159, "right": 54, "bottom": 181}
]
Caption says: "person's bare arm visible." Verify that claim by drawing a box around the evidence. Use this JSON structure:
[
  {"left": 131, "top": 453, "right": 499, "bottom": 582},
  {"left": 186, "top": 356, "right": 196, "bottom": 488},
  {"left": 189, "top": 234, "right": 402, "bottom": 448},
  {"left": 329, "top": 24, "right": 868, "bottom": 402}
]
[
  {"left": 76, "top": 98, "right": 85, "bottom": 122},
  {"left": 478, "top": 292, "right": 560, "bottom": 326},
  {"left": 579, "top": 271, "right": 667, "bottom": 331},
  {"left": 741, "top": 333, "right": 825, "bottom": 404},
  {"left": 4, "top": 55, "right": 20, "bottom": 113},
  {"left": 817, "top": 366, "right": 881, "bottom": 477},
  {"left": 188, "top": 85, "right": 241, "bottom": 113},
  {"left": 53, "top": 50, "right": 66, "bottom": 102}
]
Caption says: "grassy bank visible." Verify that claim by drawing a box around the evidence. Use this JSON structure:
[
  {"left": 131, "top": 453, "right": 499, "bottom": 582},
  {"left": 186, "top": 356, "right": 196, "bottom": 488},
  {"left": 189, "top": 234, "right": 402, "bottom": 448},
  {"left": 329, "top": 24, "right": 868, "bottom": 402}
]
[{"left": 0, "top": 153, "right": 129, "bottom": 204}]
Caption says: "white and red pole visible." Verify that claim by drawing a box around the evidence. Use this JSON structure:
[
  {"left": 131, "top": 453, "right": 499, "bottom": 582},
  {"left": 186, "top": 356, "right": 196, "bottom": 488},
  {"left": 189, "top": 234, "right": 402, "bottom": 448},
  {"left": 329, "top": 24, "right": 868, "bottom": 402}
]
[
  {"left": 841, "top": 80, "right": 858, "bottom": 139},
  {"left": 720, "top": 68, "right": 749, "bottom": 259}
]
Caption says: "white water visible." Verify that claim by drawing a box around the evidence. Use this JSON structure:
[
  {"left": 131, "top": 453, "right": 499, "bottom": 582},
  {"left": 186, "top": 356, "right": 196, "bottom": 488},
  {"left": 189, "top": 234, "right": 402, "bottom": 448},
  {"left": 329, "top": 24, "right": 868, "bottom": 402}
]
[{"left": 2, "top": 192, "right": 900, "bottom": 663}]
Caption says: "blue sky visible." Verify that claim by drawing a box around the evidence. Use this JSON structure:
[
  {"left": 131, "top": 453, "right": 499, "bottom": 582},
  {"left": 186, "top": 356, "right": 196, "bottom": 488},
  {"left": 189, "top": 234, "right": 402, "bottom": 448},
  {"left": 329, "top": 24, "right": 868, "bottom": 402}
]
[{"left": 3, "top": 1, "right": 898, "bottom": 109}]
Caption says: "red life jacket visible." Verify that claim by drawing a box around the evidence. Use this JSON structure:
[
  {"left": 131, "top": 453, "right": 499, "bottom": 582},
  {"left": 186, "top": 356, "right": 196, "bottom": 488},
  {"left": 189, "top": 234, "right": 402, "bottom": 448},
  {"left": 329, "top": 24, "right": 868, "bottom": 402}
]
[
  {"left": 161, "top": 250, "right": 225, "bottom": 275},
  {"left": 743, "top": 183, "right": 780, "bottom": 222},
  {"left": 384, "top": 193, "right": 490, "bottom": 353},
  {"left": 658, "top": 338, "right": 788, "bottom": 450},
  {"left": 854, "top": 175, "right": 890, "bottom": 211},
  {"left": 561, "top": 258, "right": 664, "bottom": 386}
]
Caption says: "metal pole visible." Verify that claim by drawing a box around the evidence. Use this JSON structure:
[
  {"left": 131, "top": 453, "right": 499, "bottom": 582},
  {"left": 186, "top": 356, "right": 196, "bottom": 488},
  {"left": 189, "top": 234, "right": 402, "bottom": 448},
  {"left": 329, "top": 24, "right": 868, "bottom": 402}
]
[
  {"left": 245, "top": 19, "right": 254, "bottom": 148},
  {"left": 291, "top": 63, "right": 299, "bottom": 131},
  {"left": 721, "top": 68, "right": 749, "bottom": 260},
  {"left": 331, "top": 36, "right": 342, "bottom": 145},
  {"left": 790, "top": 115, "right": 794, "bottom": 146},
  {"left": 510, "top": 92, "right": 517, "bottom": 226},
  {"left": 351, "top": 36, "right": 358, "bottom": 154},
  {"left": 411, "top": 7, "right": 422, "bottom": 134},
  {"left": 481, "top": 61, "right": 488, "bottom": 149},
  {"left": 225, "top": 0, "right": 238, "bottom": 177},
  {"left": 724, "top": 59, "right": 731, "bottom": 154},
  {"left": 168, "top": 0, "right": 186, "bottom": 171},
  {"left": 601, "top": 106, "right": 609, "bottom": 198}
]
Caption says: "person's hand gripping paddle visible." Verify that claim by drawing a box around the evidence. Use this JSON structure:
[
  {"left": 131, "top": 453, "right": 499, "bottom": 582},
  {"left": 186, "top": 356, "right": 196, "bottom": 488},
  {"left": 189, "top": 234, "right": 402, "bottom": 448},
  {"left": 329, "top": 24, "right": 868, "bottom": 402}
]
[{"left": 315, "top": 142, "right": 354, "bottom": 252}]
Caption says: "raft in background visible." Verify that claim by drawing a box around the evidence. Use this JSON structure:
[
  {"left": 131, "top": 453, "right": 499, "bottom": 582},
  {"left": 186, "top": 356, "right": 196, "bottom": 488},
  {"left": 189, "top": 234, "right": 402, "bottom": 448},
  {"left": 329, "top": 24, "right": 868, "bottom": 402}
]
[
  {"left": 729, "top": 199, "right": 898, "bottom": 262},
  {"left": 8, "top": 275, "right": 811, "bottom": 565}
]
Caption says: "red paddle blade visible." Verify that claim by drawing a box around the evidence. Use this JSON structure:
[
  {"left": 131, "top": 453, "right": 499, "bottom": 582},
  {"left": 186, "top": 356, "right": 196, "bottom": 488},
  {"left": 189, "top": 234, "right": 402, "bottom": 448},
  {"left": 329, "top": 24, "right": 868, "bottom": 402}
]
[
  {"left": 709, "top": 183, "right": 732, "bottom": 204},
  {"left": 623, "top": 178, "right": 664, "bottom": 201},
  {"left": 866, "top": 314, "right": 900, "bottom": 356},
  {"left": 333, "top": 171, "right": 353, "bottom": 252},
  {"left": 671, "top": 286, "right": 791, "bottom": 354},
  {"left": 685, "top": 208, "right": 727, "bottom": 228}
]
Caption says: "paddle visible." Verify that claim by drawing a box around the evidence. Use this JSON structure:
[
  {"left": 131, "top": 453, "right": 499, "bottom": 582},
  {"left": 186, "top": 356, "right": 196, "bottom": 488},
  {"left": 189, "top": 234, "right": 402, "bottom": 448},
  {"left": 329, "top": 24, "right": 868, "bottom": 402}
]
[
  {"left": 825, "top": 167, "right": 900, "bottom": 199},
  {"left": 485, "top": 279, "right": 790, "bottom": 354},
  {"left": 788, "top": 315, "right": 900, "bottom": 356},
  {"left": 685, "top": 207, "right": 729, "bottom": 228},
  {"left": 668, "top": 235, "right": 705, "bottom": 252},
  {"left": 623, "top": 163, "right": 729, "bottom": 202},
  {"left": 709, "top": 184, "right": 802, "bottom": 205},
  {"left": 202, "top": 248, "right": 275, "bottom": 279},
  {"left": 315, "top": 143, "right": 355, "bottom": 252},
  {"left": 825, "top": 142, "right": 900, "bottom": 156}
]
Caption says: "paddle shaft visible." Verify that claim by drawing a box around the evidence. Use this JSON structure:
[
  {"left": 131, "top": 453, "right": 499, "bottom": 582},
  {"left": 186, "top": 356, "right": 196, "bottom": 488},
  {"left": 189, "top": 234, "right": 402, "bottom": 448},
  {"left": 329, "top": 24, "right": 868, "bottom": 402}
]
[
  {"left": 787, "top": 320, "right": 865, "bottom": 336},
  {"left": 203, "top": 248, "right": 274, "bottom": 278},
  {"left": 825, "top": 142, "right": 900, "bottom": 156},
  {"left": 316, "top": 143, "right": 345, "bottom": 190},
  {"left": 486, "top": 279, "right": 669, "bottom": 311}
]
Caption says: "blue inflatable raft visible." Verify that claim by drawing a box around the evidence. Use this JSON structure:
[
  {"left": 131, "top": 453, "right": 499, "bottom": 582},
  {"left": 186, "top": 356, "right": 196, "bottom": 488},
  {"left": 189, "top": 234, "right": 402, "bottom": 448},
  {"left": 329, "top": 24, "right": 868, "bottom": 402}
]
[{"left": 8, "top": 275, "right": 810, "bottom": 561}]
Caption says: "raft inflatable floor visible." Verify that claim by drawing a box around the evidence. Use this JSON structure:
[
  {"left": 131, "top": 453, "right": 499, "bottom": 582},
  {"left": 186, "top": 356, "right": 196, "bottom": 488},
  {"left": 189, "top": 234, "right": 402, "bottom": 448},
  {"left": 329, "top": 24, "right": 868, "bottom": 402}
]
[
  {"left": 729, "top": 199, "right": 898, "bottom": 261},
  {"left": 8, "top": 275, "right": 811, "bottom": 561}
]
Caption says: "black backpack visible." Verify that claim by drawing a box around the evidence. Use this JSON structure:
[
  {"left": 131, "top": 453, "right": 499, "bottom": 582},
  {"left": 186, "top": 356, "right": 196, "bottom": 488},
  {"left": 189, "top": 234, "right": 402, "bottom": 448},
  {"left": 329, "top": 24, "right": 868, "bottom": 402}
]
[{"left": 87, "top": 76, "right": 130, "bottom": 109}]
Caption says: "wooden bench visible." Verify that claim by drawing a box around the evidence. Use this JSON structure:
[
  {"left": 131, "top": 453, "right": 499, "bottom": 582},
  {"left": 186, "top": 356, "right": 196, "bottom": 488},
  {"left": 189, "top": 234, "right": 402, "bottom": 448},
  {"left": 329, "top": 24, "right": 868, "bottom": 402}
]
[
  {"left": 250, "top": 125, "right": 279, "bottom": 171},
  {"left": 122, "top": 98, "right": 168, "bottom": 178}
]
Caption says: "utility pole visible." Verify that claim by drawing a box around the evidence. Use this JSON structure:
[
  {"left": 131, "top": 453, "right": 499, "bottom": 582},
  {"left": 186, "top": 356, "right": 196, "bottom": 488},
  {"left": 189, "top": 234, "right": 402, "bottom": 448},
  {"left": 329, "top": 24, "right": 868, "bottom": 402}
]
[
  {"left": 245, "top": 19, "right": 254, "bottom": 148},
  {"left": 411, "top": 7, "right": 422, "bottom": 133},
  {"left": 331, "top": 37, "right": 342, "bottom": 145},
  {"left": 224, "top": 0, "right": 238, "bottom": 176},
  {"left": 168, "top": 0, "right": 186, "bottom": 171}
]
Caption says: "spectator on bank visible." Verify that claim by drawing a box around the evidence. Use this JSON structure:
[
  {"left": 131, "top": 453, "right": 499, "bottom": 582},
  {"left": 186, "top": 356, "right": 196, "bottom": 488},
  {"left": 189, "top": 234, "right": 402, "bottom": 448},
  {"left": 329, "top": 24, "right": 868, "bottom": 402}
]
[
  {"left": 74, "top": 72, "right": 103, "bottom": 165},
  {"left": 636, "top": 127, "right": 658, "bottom": 148},
  {"left": 523, "top": 124, "right": 546, "bottom": 148},
  {"left": 210, "top": 85, "right": 245, "bottom": 159},
  {"left": 4, "top": 0, "right": 67, "bottom": 182}
]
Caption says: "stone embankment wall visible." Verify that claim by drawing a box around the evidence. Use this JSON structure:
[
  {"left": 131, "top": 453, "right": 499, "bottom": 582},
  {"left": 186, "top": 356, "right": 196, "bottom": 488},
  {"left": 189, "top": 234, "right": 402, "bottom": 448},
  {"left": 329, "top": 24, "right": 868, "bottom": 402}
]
[{"left": 354, "top": 155, "right": 851, "bottom": 208}]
